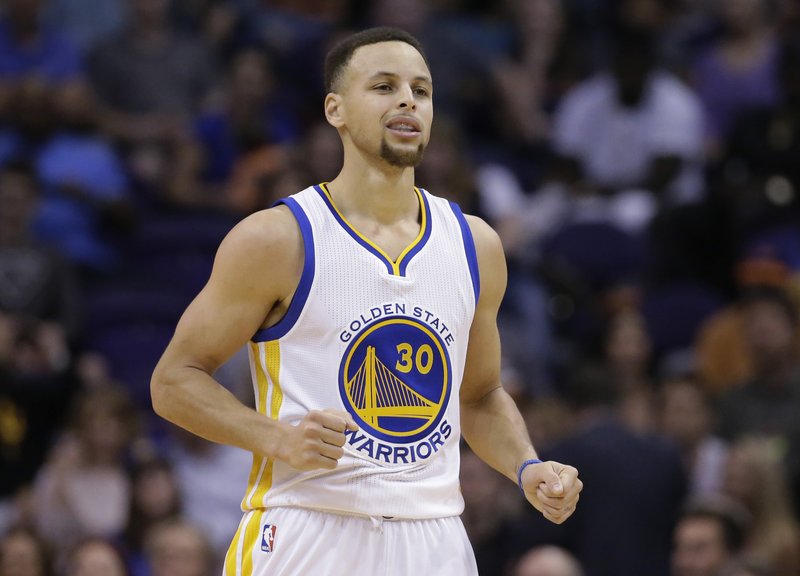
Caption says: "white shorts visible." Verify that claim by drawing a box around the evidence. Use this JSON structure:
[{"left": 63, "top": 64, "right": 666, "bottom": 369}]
[{"left": 222, "top": 507, "right": 478, "bottom": 576}]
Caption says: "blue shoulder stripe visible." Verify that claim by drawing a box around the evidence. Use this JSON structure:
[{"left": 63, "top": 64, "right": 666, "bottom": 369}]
[
  {"left": 252, "top": 196, "right": 315, "bottom": 341},
  {"left": 448, "top": 202, "right": 480, "bottom": 305}
]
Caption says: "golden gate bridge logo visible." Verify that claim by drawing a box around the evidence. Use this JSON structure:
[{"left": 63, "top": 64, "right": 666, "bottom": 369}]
[
  {"left": 339, "top": 317, "right": 450, "bottom": 442},
  {"left": 347, "top": 345, "right": 438, "bottom": 425}
]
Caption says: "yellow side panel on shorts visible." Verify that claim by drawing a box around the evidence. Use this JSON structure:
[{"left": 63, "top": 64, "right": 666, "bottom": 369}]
[
  {"left": 241, "top": 510, "right": 263, "bottom": 576},
  {"left": 223, "top": 516, "right": 245, "bottom": 576}
]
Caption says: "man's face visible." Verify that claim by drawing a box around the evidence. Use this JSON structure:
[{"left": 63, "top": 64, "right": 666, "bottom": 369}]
[
  {"left": 661, "top": 381, "right": 710, "bottom": 447},
  {"left": 333, "top": 41, "right": 433, "bottom": 168},
  {"left": 672, "top": 517, "right": 730, "bottom": 576}
]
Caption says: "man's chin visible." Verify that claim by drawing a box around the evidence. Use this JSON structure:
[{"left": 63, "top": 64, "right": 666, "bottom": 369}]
[{"left": 380, "top": 140, "right": 425, "bottom": 168}]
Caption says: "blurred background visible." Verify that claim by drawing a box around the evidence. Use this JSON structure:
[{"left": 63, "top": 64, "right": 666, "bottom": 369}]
[{"left": 1, "top": 0, "right": 800, "bottom": 575}]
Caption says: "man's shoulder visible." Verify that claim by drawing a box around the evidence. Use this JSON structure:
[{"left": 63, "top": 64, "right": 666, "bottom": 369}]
[
  {"left": 234, "top": 184, "right": 320, "bottom": 243},
  {"left": 222, "top": 203, "right": 303, "bottom": 259},
  {"left": 209, "top": 204, "right": 305, "bottom": 296},
  {"left": 450, "top": 211, "right": 500, "bottom": 255}
]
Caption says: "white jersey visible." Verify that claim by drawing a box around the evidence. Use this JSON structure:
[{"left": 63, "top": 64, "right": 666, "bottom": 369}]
[{"left": 241, "top": 183, "right": 479, "bottom": 519}]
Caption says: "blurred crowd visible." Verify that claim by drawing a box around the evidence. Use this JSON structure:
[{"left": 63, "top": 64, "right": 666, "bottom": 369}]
[{"left": 1, "top": 0, "right": 800, "bottom": 575}]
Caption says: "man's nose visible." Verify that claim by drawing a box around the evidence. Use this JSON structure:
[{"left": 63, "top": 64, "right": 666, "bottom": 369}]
[{"left": 397, "top": 85, "right": 416, "bottom": 110}]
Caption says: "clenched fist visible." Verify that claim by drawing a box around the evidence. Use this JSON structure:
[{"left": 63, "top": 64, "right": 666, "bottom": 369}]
[
  {"left": 278, "top": 409, "right": 359, "bottom": 471},
  {"left": 520, "top": 460, "right": 583, "bottom": 524}
]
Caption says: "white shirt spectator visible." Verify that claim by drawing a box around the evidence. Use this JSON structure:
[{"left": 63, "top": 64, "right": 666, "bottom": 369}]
[{"left": 553, "top": 71, "right": 705, "bottom": 204}]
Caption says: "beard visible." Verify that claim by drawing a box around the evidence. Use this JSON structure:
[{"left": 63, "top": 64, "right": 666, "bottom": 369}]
[{"left": 380, "top": 138, "right": 426, "bottom": 167}]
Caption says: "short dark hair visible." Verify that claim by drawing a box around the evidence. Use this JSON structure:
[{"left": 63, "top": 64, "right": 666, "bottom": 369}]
[{"left": 323, "top": 26, "right": 428, "bottom": 93}]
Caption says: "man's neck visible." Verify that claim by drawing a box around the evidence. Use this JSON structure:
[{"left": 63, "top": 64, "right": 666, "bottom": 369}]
[{"left": 326, "top": 152, "right": 418, "bottom": 226}]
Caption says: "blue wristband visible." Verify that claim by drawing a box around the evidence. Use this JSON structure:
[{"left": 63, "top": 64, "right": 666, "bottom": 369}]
[{"left": 517, "top": 458, "right": 543, "bottom": 493}]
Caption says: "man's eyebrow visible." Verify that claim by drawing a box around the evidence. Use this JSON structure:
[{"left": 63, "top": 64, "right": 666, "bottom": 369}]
[{"left": 367, "top": 71, "right": 433, "bottom": 85}]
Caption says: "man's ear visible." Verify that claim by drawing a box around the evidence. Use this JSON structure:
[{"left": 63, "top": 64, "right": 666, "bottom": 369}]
[{"left": 325, "top": 93, "right": 345, "bottom": 128}]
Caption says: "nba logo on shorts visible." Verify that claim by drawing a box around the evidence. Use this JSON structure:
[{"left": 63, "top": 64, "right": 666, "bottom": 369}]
[{"left": 261, "top": 524, "right": 277, "bottom": 553}]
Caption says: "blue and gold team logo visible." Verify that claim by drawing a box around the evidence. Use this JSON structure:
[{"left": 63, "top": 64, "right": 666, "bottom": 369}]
[{"left": 339, "top": 316, "right": 451, "bottom": 444}]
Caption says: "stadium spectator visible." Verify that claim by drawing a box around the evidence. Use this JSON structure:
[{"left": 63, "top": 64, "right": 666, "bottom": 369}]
[
  {"left": 144, "top": 520, "right": 212, "bottom": 576},
  {"left": 162, "top": 428, "right": 249, "bottom": 567},
  {"left": 191, "top": 47, "right": 297, "bottom": 212},
  {"left": 489, "top": 0, "right": 577, "bottom": 146},
  {"left": 121, "top": 457, "right": 182, "bottom": 576},
  {"left": 514, "top": 365, "right": 687, "bottom": 576},
  {"left": 671, "top": 496, "right": 751, "bottom": 576},
  {"left": 88, "top": 0, "right": 217, "bottom": 146},
  {"left": 722, "top": 436, "right": 800, "bottom": 576},
  {"left": 32, "top": 386, "right": 138, "bottom": 559},
  {"left": 65, "top": 538, "right": 128, "bottom": 576},
  {"left": 551, "top": 26, "right": 705, "bottom": 204},
  {"left": 692, "top": 0, "right": 780, "bottom": 157},
  {"left": 0, "top": 161, "right": 82, "bottom": 340},
  {"left": 0, "top": 0, "right": 82, "bottom": 83},
  {"left": 33, "top": 79, "right": 132, "bottom": 272},
  {"left": 716, "top": 286, "right": 800, "bottom": 487},
  {"left": 602, "top": 307, "right": 659, "bottom": 434},
  {"left": 659, "top": 376, "right": 728, "bottom": 497}
]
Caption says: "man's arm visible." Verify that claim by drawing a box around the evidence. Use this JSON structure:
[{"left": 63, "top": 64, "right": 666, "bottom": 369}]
[
  {"left": 151, "top": 205, "right": 357, "bottom": 470},
  {"left": 460, "top": 215, "right": 582, "bottom": 524}
]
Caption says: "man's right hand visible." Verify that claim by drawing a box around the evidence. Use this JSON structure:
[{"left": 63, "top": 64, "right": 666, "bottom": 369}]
[{"left": 278, "top": 409, "right": 359, "bottom": 471}]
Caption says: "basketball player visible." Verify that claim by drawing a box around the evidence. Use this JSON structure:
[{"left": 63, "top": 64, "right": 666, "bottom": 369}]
[{"left": 151, "top": 27, "right": 583, "bottom": 575}]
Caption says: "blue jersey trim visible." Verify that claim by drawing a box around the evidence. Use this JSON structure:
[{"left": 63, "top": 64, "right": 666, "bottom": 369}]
[
  {"left": 449, "top": 202, "right": 480, "bottom": 305},
  {"left": 252, "top": 196, "right": 315, "bottom": 342}
]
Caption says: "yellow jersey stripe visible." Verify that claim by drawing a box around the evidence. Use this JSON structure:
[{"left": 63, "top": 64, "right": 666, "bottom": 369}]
[
  {"left": 253, "top": 341, "right": 269, "bottom": 415},
  {"left": 267, "top": 340, "right": 283, "bottom": 422},
  {"left": 251, "top": 340, "right": 283, "bottom": 507},
  {"left": 243, "top": 457, "right": 267, "bottom": 510},
  {"left": 242, "top": 342, "right": 270, "bottom": 509},
  {"left": 319, "top": 182, "right": 427, "bottom": 275}
]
